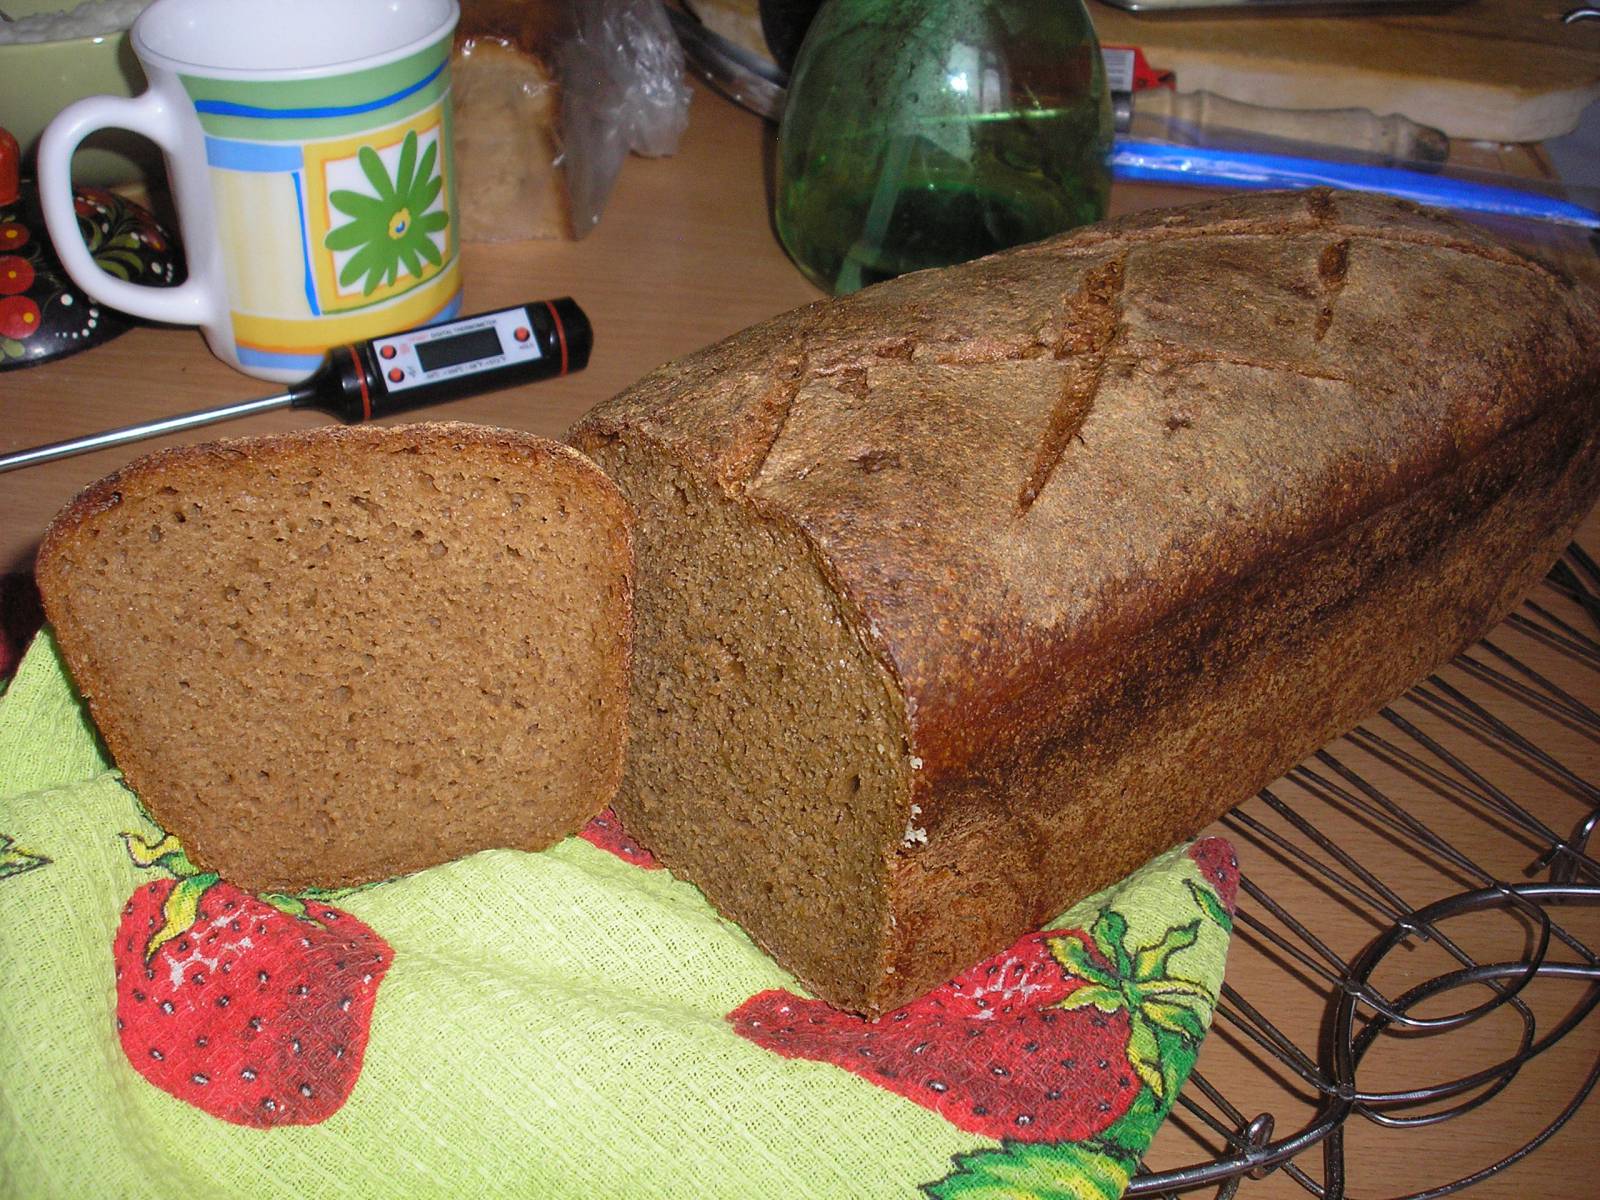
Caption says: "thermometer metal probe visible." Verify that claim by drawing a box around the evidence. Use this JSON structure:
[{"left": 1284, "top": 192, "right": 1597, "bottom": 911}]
[{"left": 0, "top": 297, "right": 592, "bottom": 474}]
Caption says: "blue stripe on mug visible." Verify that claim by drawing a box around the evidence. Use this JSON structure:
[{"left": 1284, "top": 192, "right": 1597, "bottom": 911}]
[
  {"left": 290, "top": 172, "right": 321, "bottom": 317},
  {"left": 204, "top": 138, "right": 306, "bottom": 172},
  {"left": 192, "top": 59, "right": 446, "bottom": 121},
  {"left": 234, "top": 345, "right": 328, "bottom": 374}
]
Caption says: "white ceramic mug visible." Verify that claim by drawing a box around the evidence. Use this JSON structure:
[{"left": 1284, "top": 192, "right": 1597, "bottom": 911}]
[{"left": 39, "top": 0, "right": 462, "bottom": 382}]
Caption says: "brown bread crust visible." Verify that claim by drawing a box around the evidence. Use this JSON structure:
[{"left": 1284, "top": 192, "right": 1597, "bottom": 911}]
[
  {"left": 572, "top": 190, "right": 1600, "bottom": 1013},
  {"left": 37, "top": 422, "right": 634, "bottom": 893}
]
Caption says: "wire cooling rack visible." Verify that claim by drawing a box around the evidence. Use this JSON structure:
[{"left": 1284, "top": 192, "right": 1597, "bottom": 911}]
[{"left": 1129, "top": 544, "right": 1600, "bottom": 1198}]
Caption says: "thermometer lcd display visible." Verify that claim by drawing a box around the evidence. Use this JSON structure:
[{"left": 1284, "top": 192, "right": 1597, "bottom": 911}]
[{"left": 415, "top": 327, "right": 504, "bottom": 373}]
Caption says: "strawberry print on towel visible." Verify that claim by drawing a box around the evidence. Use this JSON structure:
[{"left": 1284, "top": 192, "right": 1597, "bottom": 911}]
[
  {"left": 579, "top": 807, "right": 660, "bottom": 869},
  {"left": 730, "top": 837, "right": 1238, "bottom": 1199},
  {"left": 113, "top": 833, "right": 391, "bottom": 1127}
]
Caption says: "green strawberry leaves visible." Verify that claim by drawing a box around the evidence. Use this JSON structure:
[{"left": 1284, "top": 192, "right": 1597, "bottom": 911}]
[
  {"left": 1051, "top": 934, "right": 1118, "bottom": 991},
  {"left": 1187, "top": 877, "right": 1234, "bottom": 933},
  {"left": 925, "top": 880, "right": 1229, "bottom": 1200},
  {"left": 147, "top": 870, "right": 221, "bottom": 960},
  {"left": 122, "top": 832, "right": 220, "bottom": 959},
  {"left": 0, "top": 833, "right": 49, "bottom": 880},
  {"left": 1051, "top": 912, "right": 1213, "bottom": 1100},
  {"left": 122, "top": 830, "right": 196, "bottom": 875},
  {"left": 1133, "top": 920, "right": 1199, "bottom": 981},
  {"left": 1142, "top": 997, "right": 1208, "bottom": 1043},
  {"left": 259, "top": 883, "right": 371, "bottom": 922},
  {"left": 1124, "top": 1016, "right": 1165, "bottom": 1097},
  {"left": 119, "top": 830, "right": 365, "bottom": 959},
  {"left": 1089, "top": 910, "right": 1131, "bottom": 976},
  {"left": 924, "top": 1140, "right": 1130, "bottom": 1200}
]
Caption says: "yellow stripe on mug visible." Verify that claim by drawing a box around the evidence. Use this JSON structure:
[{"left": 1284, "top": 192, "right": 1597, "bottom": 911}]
[{"left": 231, "top": 263, "right": 462, "bottom": 373}]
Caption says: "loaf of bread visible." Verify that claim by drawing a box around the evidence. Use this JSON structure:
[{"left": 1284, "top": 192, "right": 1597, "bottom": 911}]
[
  {"left": 570, "top": 189, "right": 1600, "bottom": 1015},
  {"left": 452, "top": 0, "right": 690, "bottom": 243},
  {"left": 453, "top": 0, "right": 574, "bottom": 241},
  {"left": 35, "top": 423, "right": 633, "bottom": 893}
]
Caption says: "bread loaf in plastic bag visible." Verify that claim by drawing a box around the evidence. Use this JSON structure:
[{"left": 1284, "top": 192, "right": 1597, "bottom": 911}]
[{"left": 453, "top": 0, "right": 692, "bottom": 241}]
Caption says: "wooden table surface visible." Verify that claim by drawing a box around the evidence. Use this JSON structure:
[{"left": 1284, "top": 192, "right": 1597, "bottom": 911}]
[{"left": 3, "top": 80, "right": 1597, "bottom": 1198}]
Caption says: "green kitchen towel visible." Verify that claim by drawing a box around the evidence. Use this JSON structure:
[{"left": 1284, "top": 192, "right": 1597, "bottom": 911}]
[{"left": 0, "top": 630, "right": 1236, "bottom": 1200}]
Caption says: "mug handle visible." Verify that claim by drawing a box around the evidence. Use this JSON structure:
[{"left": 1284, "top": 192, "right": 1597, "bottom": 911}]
[{"left": 38, "top": 91, "right": 219, "bottom": 327}]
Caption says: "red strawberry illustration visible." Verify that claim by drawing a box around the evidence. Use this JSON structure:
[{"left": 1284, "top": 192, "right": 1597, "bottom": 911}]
[
  {"left": 731, "top": 906, "right": 1213, "bottom": 1143},
  {"left": 113, "top": 834, "right": 391, "bottom": 1127},
  {"left": 579, "top": 807, "right": 659, "bottom": 868},
  {"left": 1187, "top": 837, "right": 1239, "bottom": 913}
]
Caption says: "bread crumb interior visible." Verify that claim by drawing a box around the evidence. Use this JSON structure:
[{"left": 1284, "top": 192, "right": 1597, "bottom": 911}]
[
  {"left": 48, "top": 439, "right": 627, "bottom": 891},
  {"left": 593, "top": 439, "right": 909, "bottom": 1008}
]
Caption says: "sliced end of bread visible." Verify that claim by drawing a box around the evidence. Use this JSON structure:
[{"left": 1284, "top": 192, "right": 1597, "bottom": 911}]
[
  {"left": 36, "top": 422, "right": 633, "bottom": 893},
  {"left": 586, "top": 434, "right": 912, "bottom": 1014}
]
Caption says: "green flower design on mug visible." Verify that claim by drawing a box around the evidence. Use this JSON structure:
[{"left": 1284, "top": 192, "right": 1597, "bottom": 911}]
[{"left": 324, "top": 130, "right": 447, "bottom": 297}]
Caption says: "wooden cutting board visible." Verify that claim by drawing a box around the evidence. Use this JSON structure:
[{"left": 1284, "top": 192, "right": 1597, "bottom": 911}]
[{"left": 1089, "top": 0, "right": 1600, "bottom": 142}]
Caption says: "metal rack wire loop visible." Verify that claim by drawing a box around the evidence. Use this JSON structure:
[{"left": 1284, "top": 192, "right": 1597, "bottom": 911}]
[{"left": 1127, "top": 545, "right": 1600, "bottom": 1198}]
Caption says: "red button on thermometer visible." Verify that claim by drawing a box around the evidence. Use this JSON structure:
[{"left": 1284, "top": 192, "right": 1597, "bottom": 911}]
[{"left": 0, "top": 298, "right": 593, "bottom": 473}]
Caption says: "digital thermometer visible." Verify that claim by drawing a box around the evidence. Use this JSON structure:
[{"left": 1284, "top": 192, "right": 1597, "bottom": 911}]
[{"left": 0, "top": 298, "right": 593, "bottom": 474}]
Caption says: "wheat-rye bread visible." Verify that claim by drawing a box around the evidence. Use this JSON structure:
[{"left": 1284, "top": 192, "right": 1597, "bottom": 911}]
[
  {"left": 36, "top": 422, "right": 634, "bottom": 893},
  {"left": 570, "top": 189, "right": 1600, "bottom": 1015}
]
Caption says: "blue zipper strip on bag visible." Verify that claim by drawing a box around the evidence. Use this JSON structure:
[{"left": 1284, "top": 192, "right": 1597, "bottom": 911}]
[{"left": 1110, "top": 139, "right": 1600, "bottom": 230}]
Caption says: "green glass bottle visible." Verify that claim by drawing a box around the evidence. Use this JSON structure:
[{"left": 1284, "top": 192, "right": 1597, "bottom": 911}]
[{"left": 775, "top": 0, "right": 1112, "bottom": 294}]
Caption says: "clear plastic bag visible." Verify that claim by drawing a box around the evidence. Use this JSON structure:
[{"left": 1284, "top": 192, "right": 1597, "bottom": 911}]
[{"left": 453, "top": 0, "right": 692, "bottom": 242}]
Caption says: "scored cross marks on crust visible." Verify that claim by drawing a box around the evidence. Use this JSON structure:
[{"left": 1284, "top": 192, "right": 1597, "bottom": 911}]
[
  {"left": 1056, "top": 216, "right": 1566, "bottom": 287},
  {"left": 736, "top": 190, "right": 1566, "bottom": 510},
  {"left": 1315, "top": 239, "right": 1351, "bottom": 343},
  {"left": 1122, "top": 340, "right": 1353, "bottom": 386},
  {"left": 1016, "top": 255, "right": 1128, "bottom": 517},
  {"left": 727, "top": 352, "right": 809, "bottom": 491},
  {"left": 1039, "top": 188, "right": 1566, "bottom": 289},
  {"left": 737, "top": 246, "right": 1354, "bottom": 512}
]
